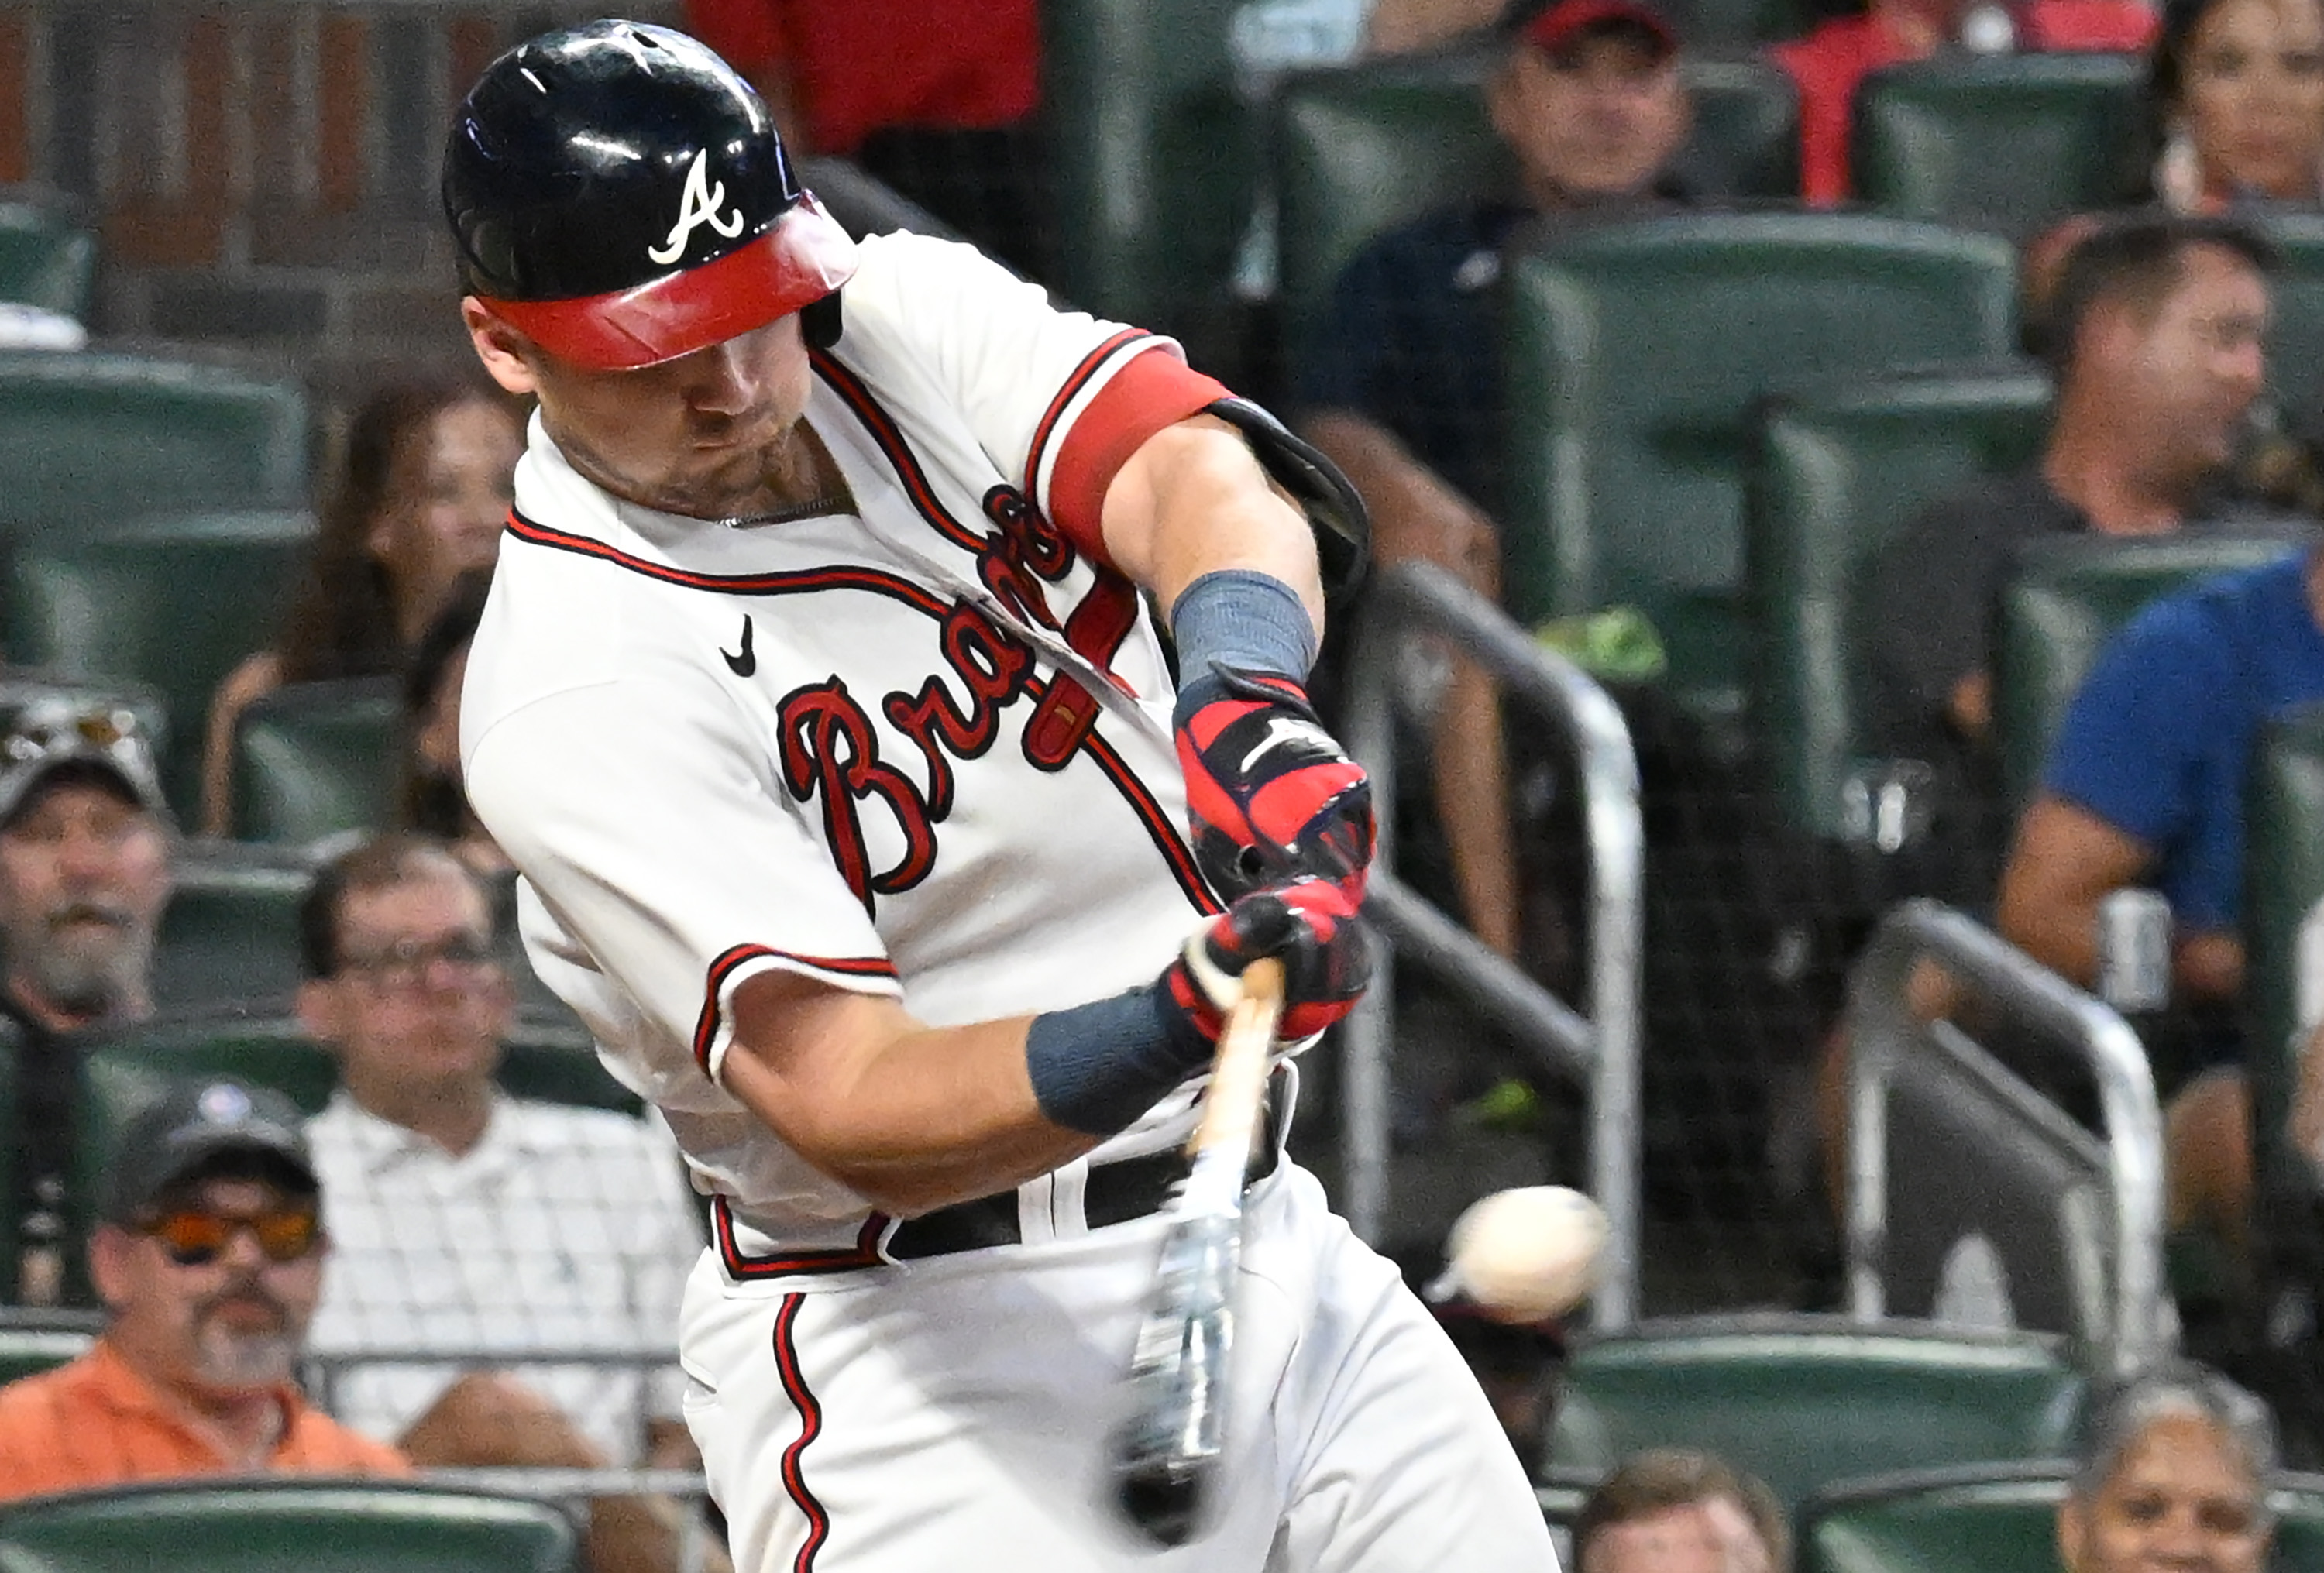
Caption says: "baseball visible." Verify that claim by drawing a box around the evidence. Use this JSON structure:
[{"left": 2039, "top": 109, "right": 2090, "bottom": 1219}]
[{"left": 1442, "top": 1186, "right": 1608, "bottom": 1321}]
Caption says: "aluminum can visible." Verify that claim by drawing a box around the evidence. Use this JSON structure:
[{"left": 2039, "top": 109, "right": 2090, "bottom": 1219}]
[{"left": 2095, "top": 888, "right": 2172, "bottom": 1013}]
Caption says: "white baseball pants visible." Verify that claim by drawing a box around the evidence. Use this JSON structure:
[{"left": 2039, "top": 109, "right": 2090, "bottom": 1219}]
[{"left": 679, "top": 1162, "right": 1557, "bottom": 1571}]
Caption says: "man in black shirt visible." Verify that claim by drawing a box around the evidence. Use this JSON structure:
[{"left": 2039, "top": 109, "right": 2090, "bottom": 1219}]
[
  {"left": 0, "top": 692, "right": 174, "bottom": 1304},
  {"left": 1863, "top": 211, "right": 2277, "bottom": 903},
  {"left": 1298, "top": 0, "right": 1693, "bottom": 959}
]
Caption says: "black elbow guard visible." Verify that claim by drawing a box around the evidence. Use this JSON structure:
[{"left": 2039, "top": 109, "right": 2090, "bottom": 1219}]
[{"left": 1203, "top": 397, "right": 1370, "bottom": 600}]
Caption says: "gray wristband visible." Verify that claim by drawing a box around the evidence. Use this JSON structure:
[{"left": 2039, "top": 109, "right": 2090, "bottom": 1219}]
[{"left": 1169, "top": 568, "right": 1316, "bottom": 687}]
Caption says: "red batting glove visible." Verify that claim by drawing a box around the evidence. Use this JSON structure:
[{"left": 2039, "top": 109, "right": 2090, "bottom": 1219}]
[
  {"left": 1174, "top": 665, "right": 1374, "bottom": 905},
  {"left": 1160, "top": 878, "right": 1371, "bottom": 1049}
]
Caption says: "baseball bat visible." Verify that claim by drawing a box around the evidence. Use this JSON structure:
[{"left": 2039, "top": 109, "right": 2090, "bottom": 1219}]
[{"left": 1108, "top": 956, "right": 1286, "bottom": 1547}]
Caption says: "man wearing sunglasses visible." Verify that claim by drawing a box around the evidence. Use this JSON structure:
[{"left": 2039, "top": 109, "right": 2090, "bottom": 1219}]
[
  {"left": 0, "top": 1077, "right": 407, "bottom": 1496},
  {"left": 0, "top": 688, "right": 175, "bottom": 1308}
]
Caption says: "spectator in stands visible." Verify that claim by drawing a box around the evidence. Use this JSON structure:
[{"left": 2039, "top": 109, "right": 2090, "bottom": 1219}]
[
  {"left": 1299, "top": 0, "right": 1693, "bottom": 960},
  {"left": 294, "top": 834, "right": 710, "bottom": 1573},
  {"left": 1997, "top": 540, "right": 2324, "bottom": 1244},
  {"left": 1769, "top": 0, "right": 2155, "bottom": 208},
  {"left": 0, "top": 1077, "right": 407, "bottom": 1496},
  {"left": 201, "top": 376, "right": 524, "bottom": 836},
  {"left": 1573, "top": 1448, "right": 1788, "bottom": 1573},
  {"left": 681, "top": 0, "right": 1047, "bottom": 276},
  {"left": 1863, "top": 211, "right": 2274, "bottom": 904},
  {"left": 0, "top": 692, "right": 173, "bottom": 1307},
  {"left": 2059, "top": 1361, "right": 2275, "bottom": 1573},
  {"left": 2140, "top": 0, "right": 2324, "bottom": 213},
  {"left": 397, "top": 570, "right": 505, "bottom": 878}
]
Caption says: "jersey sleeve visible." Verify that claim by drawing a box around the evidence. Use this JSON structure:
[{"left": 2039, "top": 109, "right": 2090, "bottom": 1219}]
[
  {"left": 466, "top": 672, "right": 901, "bottom": 1089},
  {"left": 843, "top": 231, "right": 1230, "bottom": 560}
]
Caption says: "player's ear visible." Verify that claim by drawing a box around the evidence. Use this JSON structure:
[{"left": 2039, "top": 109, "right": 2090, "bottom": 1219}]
[{"left": 462, "top": 298, "right": 542, "bottom": 397}]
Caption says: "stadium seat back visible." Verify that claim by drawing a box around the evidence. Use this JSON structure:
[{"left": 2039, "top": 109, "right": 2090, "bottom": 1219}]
[
  {"left": 0, "top": 194, "right": 95, "bottom": 320},
  {"left": 232, "top": 677, "right": 401, "bottom": 847},
  {"left": 2255, "top": 213, "right": 2324, "bottom": 422},
  {"left": 1044, "top": 0, "right": 1252, "bottom": 346},
  {"left": 2243, "top": 702, "right": 2324, "bottom": 1197},
  {"left": 0, "top": 1480, "right": 579, "bottom": 1573},
  {"left": 1801, "top": 1465, "right": 2324, "bottom": 1573},
  {"left": 1274, "top": 53, "right": 1796, "bottom": 368},
  {"left": 4, "top": 511, "right": 316, "bottom": 811},
  {"left": 1545, "top": 1317, "right": 2085, "bottom": 1513},
  {"left": 1752, "top": 364, "right": 2051, "bottom": 839},
  {"left": 1273, "top": 50, "right": 1506, "bottom": 369},
  {"left": 0, "top": 1324, "right": 93, "bottom": 1386},
  {"left": 0, "top": 352, "right": 307, "bottom": 545},
  {"left": 154, "top": 853, "right": 312, "bottom": 1013},
  {"left": 1993, "top": 532, "right": 2310, "bottom": 815},
  {"left": 1504, "top": 215, "right": 2018, "bottom": 727},
  {"left": 1683, "top": 57, "right": 1803, "bottom": 202},
  {"left": 82, "top": 1014, "right": 633, "bottom": 1133},
  {"left": 1850, "top": 53, "right": 2146, "bottom": 237}
]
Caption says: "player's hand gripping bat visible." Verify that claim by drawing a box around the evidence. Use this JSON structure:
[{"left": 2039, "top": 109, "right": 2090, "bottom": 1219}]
[{"left": 1108, "top": 957, "right": 1285, "bottom": 1547}]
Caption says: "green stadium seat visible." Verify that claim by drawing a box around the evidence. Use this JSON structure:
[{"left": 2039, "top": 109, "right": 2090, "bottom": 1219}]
[
  {"left": 154, "top": 847, "right": 315, "bottom": 1012},
  {"left": 1992, "top": 532, "right": 2308, "bottom": 816},
  {"left": 4, "top": 510, "right": 316, "bottom": 812},
  {"left": 0, "top": 1321, "right": 94, "bottom": 1386},
  {"left": 1800, "top": 1463, "right": 2324, "bottom": 1573},
  {"left": 2252, "top": 212, "right": 2324, "bottom": 425},
  {"left": 1686, "top": 57, "right": 1805, "bottom": 206},
  {"left": 0, "top": 1480, "right": 579, "bottom": 1573},
  {"left": 1273, "top": 51, "right": 1798, "bottom": 368},
  {"left": 1503, "top": 214, "right": 2019, "bottom": 731},
  {"left": 1686, "top": 0, "right": 1813, "bottom": 46},
  {"left": 2241, "top": 702, "right": 2324, "bottom": 1205},
  {"left": 232, "top": 677, "right": 400, "bottom": 847},
  {"left": 1545, "top": 1317, "right": 2085, "bottom": 1514},
  {"left": 1043, "top": 0, "right": 1253, "bottom": 349},
  {"left": 1750, "top": 363, "right": 2051, "bottom": 840},
  {"left": 1849, "top": 53, "right": 2146, "bottom": 238},
  {"left": 0, "top": 192, "right": 95, "bottom": 321},
  {"left": 0, "top": 352, "right": 307, "bottom": 548},
  {"left": 81, "top": 1011, "right": 624, "bottom": 1135}
]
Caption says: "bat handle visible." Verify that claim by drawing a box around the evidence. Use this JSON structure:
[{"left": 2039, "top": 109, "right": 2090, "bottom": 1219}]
[{"left": 1109, "top": 957, "right": 1285, "bottom": 1547}]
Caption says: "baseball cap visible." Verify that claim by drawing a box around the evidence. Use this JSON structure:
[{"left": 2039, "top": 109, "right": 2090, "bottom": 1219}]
[
  {"left": 101, "top": 1078, "right": 319, "bottom": 1224},
  {"left": 0, "top": 688, "right": 169, "bottom": 830},
  {"left": 1505, "top": 0, "right": 1681, "bottom": 57}
]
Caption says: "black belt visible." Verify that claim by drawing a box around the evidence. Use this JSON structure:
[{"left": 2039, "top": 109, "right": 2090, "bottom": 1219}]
[{"left": 886, "top": 1072, "right": 1289, "bottom": 1261}]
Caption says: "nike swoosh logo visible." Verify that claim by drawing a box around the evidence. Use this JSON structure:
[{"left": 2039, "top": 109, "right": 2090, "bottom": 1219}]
[
  {"left": 721, "top": 615, "right": 756, "bottom": 678},
  {"left": 1239, "top": 715, "right": 1332, "bottom": 773}
]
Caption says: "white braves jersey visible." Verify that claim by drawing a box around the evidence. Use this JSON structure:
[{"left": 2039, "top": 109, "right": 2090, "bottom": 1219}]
[{"left": 462, "top": 232, "right": 1235, "bottom": 1255}]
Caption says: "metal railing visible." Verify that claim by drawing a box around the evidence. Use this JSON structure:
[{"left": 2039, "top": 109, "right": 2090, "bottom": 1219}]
[
  {"left": 1342, "top": 561, "right": 1645, "bottom": 1330},
  {"left": 1843, "top": 899, "right": 2170, "bottom": 1375}
]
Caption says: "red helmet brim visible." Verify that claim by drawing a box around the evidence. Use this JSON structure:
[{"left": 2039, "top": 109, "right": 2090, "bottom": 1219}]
[{"left": 478, "top": 194, "right": 860, "bottom": 372}]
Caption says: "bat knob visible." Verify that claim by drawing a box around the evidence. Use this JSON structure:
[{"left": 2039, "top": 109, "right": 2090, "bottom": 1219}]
[{"left": 1112, "top": 1455, "right": 1206, "bottom": 1547}]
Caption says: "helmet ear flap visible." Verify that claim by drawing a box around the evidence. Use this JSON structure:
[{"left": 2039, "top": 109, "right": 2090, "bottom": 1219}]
[{"left": 800, "top": 293, "right": 844, "bottom": 351}]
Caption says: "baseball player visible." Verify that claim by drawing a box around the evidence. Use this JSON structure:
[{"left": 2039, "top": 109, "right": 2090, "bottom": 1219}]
[{"left": 444, "top": 21, "right": 1553, "bottom": 1571}]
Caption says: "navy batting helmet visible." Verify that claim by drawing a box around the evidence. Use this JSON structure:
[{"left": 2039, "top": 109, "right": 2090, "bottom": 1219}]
[{"left": 442, "top": 20, "right": 857, "bottom": 370}]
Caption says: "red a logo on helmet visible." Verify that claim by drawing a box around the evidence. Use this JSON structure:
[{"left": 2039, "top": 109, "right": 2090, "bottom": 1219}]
[{"left": 648, "top": 150, "right": 745, "bottom": 266}]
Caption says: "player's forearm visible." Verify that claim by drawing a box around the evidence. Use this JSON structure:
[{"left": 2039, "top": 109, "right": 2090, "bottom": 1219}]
[
  {"left": 720, "top": 1008, "right": 1098, "bottom": 1216},
  {"left": 1102, "top": 417, "right": 1325, "bottom": 641}
]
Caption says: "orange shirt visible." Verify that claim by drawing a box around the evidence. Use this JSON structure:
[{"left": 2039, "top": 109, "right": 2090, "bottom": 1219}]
[
  {"left": 0, "top": 1340, "right": 409, "bottom": 1500},
  {"left": 1771, "top": 5, "right": 2158, "bottom": 205}
]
